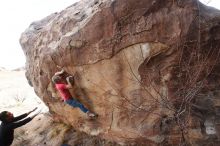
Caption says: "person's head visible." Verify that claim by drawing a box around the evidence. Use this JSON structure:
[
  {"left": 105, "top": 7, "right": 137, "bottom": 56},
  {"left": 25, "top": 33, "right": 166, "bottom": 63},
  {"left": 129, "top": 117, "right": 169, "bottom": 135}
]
[
  {"left": 0, "top": 111, "right": 14, "bottom": 122},
  {"left": 52, "top": 75, "right": 62, "bottom": 84}
]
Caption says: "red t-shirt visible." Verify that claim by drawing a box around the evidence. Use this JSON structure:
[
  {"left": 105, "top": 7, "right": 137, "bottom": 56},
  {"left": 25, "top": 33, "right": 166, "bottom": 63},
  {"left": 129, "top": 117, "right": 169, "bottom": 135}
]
[{"left": 55, "top": 83, "right": 72, "bottom": 101}]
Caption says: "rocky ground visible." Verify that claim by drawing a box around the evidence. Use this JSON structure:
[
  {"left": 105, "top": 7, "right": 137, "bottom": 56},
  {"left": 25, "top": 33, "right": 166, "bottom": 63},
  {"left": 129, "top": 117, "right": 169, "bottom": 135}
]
[{"left": 12, "top": 113, "right": 120, "bottom": 146}]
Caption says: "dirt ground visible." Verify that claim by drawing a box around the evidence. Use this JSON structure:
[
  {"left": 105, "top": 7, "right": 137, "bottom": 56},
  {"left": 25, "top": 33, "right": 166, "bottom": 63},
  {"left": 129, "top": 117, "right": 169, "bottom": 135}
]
[{"left": 0, "top": 70, "right": 48, "bottom": 114}]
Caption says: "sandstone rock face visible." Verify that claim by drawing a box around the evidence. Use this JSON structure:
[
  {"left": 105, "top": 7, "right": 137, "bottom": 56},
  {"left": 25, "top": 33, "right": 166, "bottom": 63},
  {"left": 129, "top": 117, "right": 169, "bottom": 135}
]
[{"left": 20, "top": 0, "right": 220, "bottom": 145}]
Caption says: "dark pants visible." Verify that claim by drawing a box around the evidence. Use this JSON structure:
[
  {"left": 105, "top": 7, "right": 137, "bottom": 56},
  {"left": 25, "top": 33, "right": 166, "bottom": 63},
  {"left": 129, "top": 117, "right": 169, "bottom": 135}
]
[{"left": 65, "top": 99, "right": 89, "bottom": 113}]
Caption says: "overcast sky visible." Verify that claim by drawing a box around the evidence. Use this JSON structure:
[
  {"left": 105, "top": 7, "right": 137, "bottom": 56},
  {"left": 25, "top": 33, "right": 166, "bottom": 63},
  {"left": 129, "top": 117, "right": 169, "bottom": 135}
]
[
  {"left": 0, "top": 0, "right": 219, "bottom": 70},
  {"left": 0, "top": 0, "right": 79, "bottom": 70}
]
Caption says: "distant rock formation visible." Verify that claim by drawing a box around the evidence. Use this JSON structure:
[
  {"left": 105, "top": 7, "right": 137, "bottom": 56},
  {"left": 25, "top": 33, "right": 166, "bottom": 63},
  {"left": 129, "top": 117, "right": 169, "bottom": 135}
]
[
  {"left": 12, "top": 66, "right": 25, "bottom": 71},
  {"left": 20, "top": 0, "right": 220, "bottom": 145},
  {"left": 0, "top": 67, "right": 6, "bottom": 71},
  {"left": 0, "top": 67, "right": 25, "bottom": 72}
]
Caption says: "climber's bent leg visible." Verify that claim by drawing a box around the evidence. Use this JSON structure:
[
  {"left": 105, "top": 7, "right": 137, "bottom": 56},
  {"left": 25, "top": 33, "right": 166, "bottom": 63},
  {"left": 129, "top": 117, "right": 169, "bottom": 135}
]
[{"left": 65, "top": 99, "right": 89, "bottom": 113}]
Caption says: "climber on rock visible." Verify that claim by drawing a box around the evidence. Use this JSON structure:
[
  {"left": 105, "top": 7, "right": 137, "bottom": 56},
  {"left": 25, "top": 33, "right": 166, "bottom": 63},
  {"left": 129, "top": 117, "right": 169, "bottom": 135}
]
[
  {"left": 0, "top": 107, "right": 39, "bottom": 146},
  {"left": 52, "top": 69, "right": 96, "bottom": 118}
]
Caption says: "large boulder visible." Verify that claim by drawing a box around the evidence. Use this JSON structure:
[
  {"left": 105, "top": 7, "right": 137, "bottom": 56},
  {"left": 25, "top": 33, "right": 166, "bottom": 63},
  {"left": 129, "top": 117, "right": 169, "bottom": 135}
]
[{"left": 20, "top": 0, "right": 220, "bottom": 145}]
